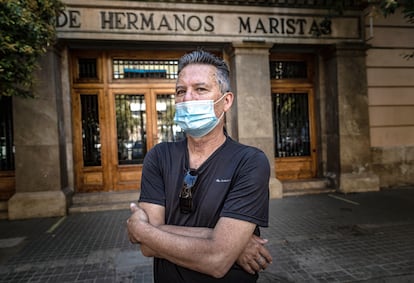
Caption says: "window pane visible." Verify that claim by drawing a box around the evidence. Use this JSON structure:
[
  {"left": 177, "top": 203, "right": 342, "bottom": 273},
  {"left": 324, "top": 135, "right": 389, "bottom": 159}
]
[
  {"left": 0, "top": 96, "right": 14, "bottom": 171},
  {"left": 113, "top": 59, "right": 178, "bottom": 80},
  {"left": 78, "top": 58, "right": 97, "bottom": 79},
  {"left": 270, "top": 61, "right": 307, "bottom": 80},
  {"left": 116, "top": 95, "right": 147, "bottom": 165},
  {"left": 156, "top": 94, "right": 185, "bottom": 143},
  {"left": 81, "top": 95, "right": 101, "bottom": 166},
  {"left": 272, "top": 93, "right": 310, "bottom": 157}
]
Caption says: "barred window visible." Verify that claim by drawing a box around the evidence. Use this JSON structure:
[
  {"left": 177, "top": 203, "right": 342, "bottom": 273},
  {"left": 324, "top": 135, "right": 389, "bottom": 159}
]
[
  {"left": 115, "top": 94, "right": 147, "bottom": 165},
  {"left": 156, "top": 94, "right": 185, "bottom": 143},
  {"left": 81, "top": 94, "right": 101, "bottom": 166},
  {"left": 0, "top": 96, "right": 14, "bottom": 171},
  {"left": 113, "top": 59, "right": 178, "bottom": 80},
  {"left": 78, "top": 58, "right": 98, "bottom": 79},
  {"left": 272, "top": 93, "right": 310, "bottom": 158}
]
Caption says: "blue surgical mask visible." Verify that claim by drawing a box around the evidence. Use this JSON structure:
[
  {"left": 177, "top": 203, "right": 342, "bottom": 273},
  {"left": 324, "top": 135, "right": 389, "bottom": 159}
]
[{"left": 174, "top": 95, "right": 226, "bottom": 138}]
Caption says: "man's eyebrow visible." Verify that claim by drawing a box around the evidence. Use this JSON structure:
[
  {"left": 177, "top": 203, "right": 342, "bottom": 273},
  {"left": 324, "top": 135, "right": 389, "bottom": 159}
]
[
  {"left": 193, "top": 82, "right": 209, "bottom": 88},
  {"left": 176, "top": 82, "right": 208, "bottom": 89},
  {"left": 175, "top": 83, "right": 186, "bottom": 90}
]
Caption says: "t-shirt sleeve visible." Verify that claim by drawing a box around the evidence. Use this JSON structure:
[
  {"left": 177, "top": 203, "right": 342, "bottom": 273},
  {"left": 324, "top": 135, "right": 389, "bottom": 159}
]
[
  {"left": 220, "top": 149, "right": 270, "bottom": 227},
  {"left": 138, "top": 145, "right": 166, "bottom": 207}
]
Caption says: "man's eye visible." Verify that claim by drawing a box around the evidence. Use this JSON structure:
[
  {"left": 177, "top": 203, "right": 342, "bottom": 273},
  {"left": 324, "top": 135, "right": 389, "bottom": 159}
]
[{"left": 176, "top": 90, "right": 185, "bottom": 96}]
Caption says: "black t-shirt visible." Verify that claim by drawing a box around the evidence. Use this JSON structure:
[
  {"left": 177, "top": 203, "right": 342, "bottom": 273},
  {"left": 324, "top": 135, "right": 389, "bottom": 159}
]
[{"left": 139, "top": 135, "right": 270, "bottom": 283}]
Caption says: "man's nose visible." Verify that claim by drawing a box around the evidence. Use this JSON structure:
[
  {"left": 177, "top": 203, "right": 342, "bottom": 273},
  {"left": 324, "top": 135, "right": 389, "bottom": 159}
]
[{"left": 182, "top": 89, "right": 196, "bottom": 101}]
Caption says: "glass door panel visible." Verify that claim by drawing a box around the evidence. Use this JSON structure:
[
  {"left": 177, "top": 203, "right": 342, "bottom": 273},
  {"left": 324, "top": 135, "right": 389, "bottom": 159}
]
[
  {"left": 115, "top": 94, "right": 147, "bottom": 165},
  {"left": 155, "top": 94, "right": 184, "bottom": 143},
  {"left": 81, "top": 94, "right": 101, "bottom": 166},
  {"left": 272, "top": 92, "right": 310, "bottom": 158}
]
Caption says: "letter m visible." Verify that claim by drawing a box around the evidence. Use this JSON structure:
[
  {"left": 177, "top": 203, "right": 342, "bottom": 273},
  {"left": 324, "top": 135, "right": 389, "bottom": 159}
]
[
  {"left": 238, "top": 17, "right": 251, "bottom": 33},
  {"left": 141, "top": 13, "right": 155, "bottom": 30}
]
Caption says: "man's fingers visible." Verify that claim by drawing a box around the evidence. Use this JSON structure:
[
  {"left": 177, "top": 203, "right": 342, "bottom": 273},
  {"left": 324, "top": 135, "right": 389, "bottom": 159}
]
[
  {"left": 130, "top": 202, "right": 139, "bottom": 212},
  {"left": 127, "top": 219, "right": 141, "bottom": 244},
  {"left": 239, "top": 262, "right": 256, "bottom": 275},
  {"left": 256, "top": 255, "right": 270, "bottom": 270},
  {"left": 259, "top": 246, "right": 273, "bottom": 264},
  {"left": 254, "top": 239, "right": 273, "bottom": 264},
  {"left": 251, "top": 259, "right": 262, "bottom": 272},
  {"left": 252, "top": 235, "right": 268, "bottom": 245}
]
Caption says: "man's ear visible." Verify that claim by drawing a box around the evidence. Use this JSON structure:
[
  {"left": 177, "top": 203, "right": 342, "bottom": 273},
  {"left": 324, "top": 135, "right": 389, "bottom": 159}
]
[{"left": 223, "top": 92, "right": 234, "bottom": 112}]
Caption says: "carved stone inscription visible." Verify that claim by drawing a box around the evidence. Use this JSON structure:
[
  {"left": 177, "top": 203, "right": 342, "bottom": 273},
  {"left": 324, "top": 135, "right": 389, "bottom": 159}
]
[{"left": 56, "top": 6, "right": 360, "bottom": 42}]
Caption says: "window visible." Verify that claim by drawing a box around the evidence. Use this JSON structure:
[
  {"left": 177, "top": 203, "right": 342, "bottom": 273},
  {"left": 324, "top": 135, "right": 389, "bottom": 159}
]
[
  {"left": 272, "top": 93, "right": 310, "bottom": 157},
  {"left": 115, "top": 94, "right": 147, "bottom": 165},
  {"left": 78, "top": 58, "right": 98, "bottom": 79},
  {"left": 113, "top": 59, "right": 178, "bottom": 80},
  {"left": 270, "top": 60, "right": 308, "bottom": 80},
  {"left": 0, "top": 96, "right": 14, "bottom": 171},
  {"left": 81, "top": 94, "right": 101, "bottom": 166}
]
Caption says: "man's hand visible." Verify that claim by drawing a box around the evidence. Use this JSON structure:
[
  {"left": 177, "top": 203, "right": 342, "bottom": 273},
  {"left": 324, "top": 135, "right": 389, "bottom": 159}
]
[
  {"left": 127, "top": 203, "right": 149, "bottom": 244},
  {"left": 236, "top": 234, "right": 273, "bottom": 274}
]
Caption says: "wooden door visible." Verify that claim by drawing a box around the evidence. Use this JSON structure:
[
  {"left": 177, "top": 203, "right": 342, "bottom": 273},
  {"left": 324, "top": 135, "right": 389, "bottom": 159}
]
[
  {"left": 72, "top": 87, "right": 180, "bottom": 192},
  {"left": 272, "top": 89, "right": 317, "bottom": 179},
  {"left": 71, "top": 50, "right": 183, "bottom": 193},
  {"left": 270, "top": 54, "right": 317, "bottom": 180},
  {"left": 72, "top": 89, "right": 108, "bottom": 192},
  {"left": 109, "top": 88, "right": 179, "bottom": 191}
]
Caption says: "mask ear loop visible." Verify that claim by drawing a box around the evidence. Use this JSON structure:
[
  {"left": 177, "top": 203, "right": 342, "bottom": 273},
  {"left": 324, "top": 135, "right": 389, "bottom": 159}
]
[
  {"left": 214, "top": 93, "right": 228, "bottom": 121},
  {"left": 213, "top": 93, "right": 227, "bottom": 105}
]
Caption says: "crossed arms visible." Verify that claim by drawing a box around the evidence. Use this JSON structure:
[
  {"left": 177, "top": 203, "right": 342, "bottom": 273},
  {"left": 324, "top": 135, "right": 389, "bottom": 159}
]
[{"left": 127, "top": 202, "right": 272, "bottom": 278}]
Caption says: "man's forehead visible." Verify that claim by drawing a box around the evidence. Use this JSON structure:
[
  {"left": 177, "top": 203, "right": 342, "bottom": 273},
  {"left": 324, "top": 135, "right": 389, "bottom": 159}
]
[{"left": 177, "top": 65, "right": 217, "bottom": 84}]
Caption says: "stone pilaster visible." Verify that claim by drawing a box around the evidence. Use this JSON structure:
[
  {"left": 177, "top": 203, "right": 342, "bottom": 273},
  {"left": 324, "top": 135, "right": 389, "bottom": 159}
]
[
  {"left": 8, "top": 49, "right": 70, "bottom": 219},
  {"left": 335, "top": 43, "right": 379, "bottom": 193},
  {"left": 227, "top": 42, "right": 282, "bottom": 199}
]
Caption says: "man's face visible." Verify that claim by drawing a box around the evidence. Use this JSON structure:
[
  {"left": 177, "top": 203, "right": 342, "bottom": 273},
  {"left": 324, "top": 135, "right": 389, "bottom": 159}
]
[{"left": 175, "top": 64, "right": 222, "bottom": 103}]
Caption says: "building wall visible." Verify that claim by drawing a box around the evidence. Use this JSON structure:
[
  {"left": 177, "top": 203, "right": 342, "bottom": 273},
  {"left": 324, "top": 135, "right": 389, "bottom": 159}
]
[
  {"left": 10, "top": 0, "right": 414, "bottom": 218},
  {"left": 366, "top": 8, "right": 414, "bottom": 187}
]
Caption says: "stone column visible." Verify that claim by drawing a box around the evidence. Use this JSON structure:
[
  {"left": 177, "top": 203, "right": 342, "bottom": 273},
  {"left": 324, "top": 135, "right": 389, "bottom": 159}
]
[
  {"left": 227, "top": 42, "right": 282, "bottom": 199},
  {"left": 8, "top": 49, "right": 70, "bottom": 219},
  {"left": 335, "top": 43, "right": 379, "bottom": 193}
]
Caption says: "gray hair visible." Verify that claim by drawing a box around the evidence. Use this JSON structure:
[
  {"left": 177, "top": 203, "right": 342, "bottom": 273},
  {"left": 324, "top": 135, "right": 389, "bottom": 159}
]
[{"left": 177, "top": 50, "right": 231, "bottom": 94}]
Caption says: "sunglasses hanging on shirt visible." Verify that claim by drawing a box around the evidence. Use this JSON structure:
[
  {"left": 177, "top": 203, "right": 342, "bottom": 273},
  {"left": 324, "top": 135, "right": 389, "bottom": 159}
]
[{"left": 179, "top": 169, "right": 198, "bottom": 214}]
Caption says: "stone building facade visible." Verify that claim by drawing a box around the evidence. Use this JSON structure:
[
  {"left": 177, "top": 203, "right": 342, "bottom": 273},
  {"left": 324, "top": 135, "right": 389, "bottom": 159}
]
[
  {"left": 366, "top": 10, "right": 414, "bottom": 188},
  {"left": 1, "top": 0, "right": 413, "bottom": 219}
]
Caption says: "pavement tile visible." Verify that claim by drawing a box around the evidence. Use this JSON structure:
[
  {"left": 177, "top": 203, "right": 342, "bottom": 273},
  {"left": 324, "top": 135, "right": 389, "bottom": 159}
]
[{"left": 1, "top": 188, "right": 414, "bottom": 282}]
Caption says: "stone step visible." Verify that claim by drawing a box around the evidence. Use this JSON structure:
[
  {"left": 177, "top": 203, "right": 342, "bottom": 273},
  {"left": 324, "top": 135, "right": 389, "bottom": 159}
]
[
  {"left": 72, "top": 190, "right": 140, "bottom": 204},
  {"left": 68, "top": 179, "right": 334, "bottom": 213},
  {"left": 69, "top": 201, "right": 132, "bottom": 213},
  {"left": 282, "top": 178, "right": 335, "bottom": 197},
  {"left": 69, "top": 191, "right": 140, "bottom": 214}
]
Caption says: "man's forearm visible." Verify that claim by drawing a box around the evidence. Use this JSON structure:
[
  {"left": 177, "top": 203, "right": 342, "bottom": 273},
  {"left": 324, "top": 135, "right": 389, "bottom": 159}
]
[
  {"left": 159, "top": 225, "right": 213, "bottom": 238},
  {"left": 130, "top": 216, "right": 255, "bottom": 278},
  {"left": 140, "top": 225, "right": 213, "bottom": 257},
  {"left": 139, "top": 223, "right": 271, "bottom": 274},
  {"left": 128, "top": 204, "right": 265, "bottom": 277},
  {"left": 137, "top": 221, "right": 225, "bottom": 276}
]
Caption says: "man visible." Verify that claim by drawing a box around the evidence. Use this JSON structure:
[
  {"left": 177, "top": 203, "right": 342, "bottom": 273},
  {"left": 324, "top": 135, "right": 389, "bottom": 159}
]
[{"left": 127, "top": 50, "right": 272, "bottom": 282}]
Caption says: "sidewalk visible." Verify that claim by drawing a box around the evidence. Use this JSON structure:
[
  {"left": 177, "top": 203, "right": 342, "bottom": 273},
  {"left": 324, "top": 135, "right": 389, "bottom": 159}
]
[{"left": 1, "top": 187, "right": 414, "bottom": 282}]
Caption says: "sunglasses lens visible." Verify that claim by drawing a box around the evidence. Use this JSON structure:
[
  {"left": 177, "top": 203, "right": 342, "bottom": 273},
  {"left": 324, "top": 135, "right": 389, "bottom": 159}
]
[{"left": 179, "top": 194, "right": 192, "bottom": 213}]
